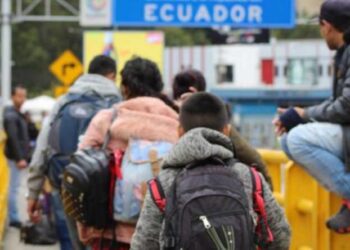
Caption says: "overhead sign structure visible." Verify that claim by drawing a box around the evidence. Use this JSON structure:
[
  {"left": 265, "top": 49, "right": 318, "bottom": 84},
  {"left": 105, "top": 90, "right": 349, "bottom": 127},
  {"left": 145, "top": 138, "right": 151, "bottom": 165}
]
[
  {"left": 80, "top": 0, "right": 112, "bottom": 26},
  {"left": 50, "top": 50, "right": 83, "bottom": 86},
  {"left": 113, "top": 0, "right": 295, "bottom": 28}
]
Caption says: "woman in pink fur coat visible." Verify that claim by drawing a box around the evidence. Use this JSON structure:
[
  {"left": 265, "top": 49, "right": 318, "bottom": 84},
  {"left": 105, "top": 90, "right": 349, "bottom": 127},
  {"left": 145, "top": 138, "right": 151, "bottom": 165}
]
[{"left": 77, "top": 57, "right": 179, "bottom": 249}]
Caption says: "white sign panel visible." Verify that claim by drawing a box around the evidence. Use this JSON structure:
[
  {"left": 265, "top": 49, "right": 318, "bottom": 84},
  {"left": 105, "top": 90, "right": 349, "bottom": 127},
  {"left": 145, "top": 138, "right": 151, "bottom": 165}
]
[{"left": 80, "top": 0, "right": 112, "bottom": 27}]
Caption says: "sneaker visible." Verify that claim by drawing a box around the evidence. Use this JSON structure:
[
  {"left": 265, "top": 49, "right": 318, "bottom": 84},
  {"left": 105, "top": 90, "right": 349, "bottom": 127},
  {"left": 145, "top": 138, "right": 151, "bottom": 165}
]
[
  {"left": 9, "top": 221, "right": 22, "bottom": 229},
  {"left": 326, "top": 201, "right": 350, "bottom": 234}
]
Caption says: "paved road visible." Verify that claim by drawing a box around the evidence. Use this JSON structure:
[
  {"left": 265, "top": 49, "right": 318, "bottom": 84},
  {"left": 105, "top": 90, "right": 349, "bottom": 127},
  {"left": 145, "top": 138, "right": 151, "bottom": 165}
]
[{"left": 3, "top": 170, "right": 59, "bottom": 250}]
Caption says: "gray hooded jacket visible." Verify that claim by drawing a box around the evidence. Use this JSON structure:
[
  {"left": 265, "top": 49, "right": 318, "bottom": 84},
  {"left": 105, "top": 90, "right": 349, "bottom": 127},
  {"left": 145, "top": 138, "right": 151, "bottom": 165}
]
[
  {"left": 131, "top": 128, "right": 291, "bottom": 250},
  {"left": 27, "top": 74, "right": 121, "bottom": 199}
]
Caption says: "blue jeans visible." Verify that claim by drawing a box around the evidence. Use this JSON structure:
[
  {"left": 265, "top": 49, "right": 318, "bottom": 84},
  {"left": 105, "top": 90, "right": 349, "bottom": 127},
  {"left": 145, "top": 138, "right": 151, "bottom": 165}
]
[
  {"left": 7, "top": 159, "right": 23, "bottom": 222},
  {"left": 280, "top": 122, "right": 350, "bottom": 200}
]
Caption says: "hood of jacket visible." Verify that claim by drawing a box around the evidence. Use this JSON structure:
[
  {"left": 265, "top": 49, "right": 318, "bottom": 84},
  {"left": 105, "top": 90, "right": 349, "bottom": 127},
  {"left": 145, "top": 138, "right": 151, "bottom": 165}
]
[
  {"left": 163, "top": 128, "right": 234, "bottom": 168},
  {"left": 68, "top": 74, "right": 121, "bottom": 97}
]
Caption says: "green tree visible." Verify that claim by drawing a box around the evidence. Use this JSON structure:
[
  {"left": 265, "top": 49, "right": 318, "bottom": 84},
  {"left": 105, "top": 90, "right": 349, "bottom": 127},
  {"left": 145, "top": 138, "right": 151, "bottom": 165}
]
[
  {"left": 11, "top": 0, "right": 81, "bottom": 97},
  {"left": 272, "top": 25, "right": 321, "bottom": 40},
  {"left": 161, "top": 28, "right": 211, "bottom": 46}
]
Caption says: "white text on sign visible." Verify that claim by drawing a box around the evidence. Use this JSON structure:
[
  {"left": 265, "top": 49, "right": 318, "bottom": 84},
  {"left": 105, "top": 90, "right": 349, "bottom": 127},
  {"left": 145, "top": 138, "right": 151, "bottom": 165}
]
[{"left": 144, "top": 4, "right": 263, "bottom": 24}]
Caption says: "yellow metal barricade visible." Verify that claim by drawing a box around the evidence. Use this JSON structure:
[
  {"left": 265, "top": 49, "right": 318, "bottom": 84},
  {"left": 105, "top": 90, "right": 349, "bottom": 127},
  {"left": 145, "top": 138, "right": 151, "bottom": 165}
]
[
  {"left": 284, "top": 162, "right": 319, "bottom": 250},
  {"left": 259, "top": 149, "right": 350, "bottom": 250},
  {"left": 0, "top": 130, "right": 8, "bottom": 243},
  {"left": 257, "top": 149, "right": 288, "bottom": 205}
]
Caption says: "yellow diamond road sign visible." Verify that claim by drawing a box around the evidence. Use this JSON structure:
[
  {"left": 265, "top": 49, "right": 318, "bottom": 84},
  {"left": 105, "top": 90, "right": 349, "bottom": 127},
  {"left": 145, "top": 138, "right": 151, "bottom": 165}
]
[{"left": 49, "top": 50, "right": 83, "bottom": 86}]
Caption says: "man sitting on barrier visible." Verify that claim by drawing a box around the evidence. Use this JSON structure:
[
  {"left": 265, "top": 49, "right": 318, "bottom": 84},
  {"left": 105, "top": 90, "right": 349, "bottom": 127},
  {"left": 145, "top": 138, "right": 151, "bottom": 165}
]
[{"left": 273, "top": 0, "right": 350, "bottom": 233}]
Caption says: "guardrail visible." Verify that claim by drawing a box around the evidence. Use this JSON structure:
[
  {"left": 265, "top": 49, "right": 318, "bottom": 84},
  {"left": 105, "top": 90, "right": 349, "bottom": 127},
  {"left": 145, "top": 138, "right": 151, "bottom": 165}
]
[
  {"left": 0, "top": 131, "right": 8, "bottom": 247},
  {"left": 258, "top": 149, "right": 350, "bottom": 250}
]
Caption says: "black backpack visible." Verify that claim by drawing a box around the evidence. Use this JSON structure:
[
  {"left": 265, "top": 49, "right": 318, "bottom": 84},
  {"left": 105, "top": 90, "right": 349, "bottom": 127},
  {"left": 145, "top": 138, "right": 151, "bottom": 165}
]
[
  {"left": 47, "top": 91, "right": 119, "bottom": 189},
  {"left": 149, "top": 158, "right": 273, "bottom": 250},
  {"left": 61, "top": 108, "right": 117, "bottom": 229}
]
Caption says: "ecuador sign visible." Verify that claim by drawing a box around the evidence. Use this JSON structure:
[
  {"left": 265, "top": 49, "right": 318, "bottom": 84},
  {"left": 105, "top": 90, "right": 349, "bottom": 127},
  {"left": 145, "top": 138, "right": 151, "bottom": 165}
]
[{"left": 113, "top": 0, "right": 295, "bottom": 28}]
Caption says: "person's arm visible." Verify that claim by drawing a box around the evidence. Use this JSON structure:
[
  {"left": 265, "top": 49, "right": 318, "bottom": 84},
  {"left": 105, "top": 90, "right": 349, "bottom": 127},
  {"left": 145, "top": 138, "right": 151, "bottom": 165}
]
[
  {"left": 260, "top": 174, "right": 291, "bottom": 250},
  {"left": 27, "top": 117, "right": 51, "bottom": 200},
  {"left": 4, "top": 114, "right": 25, "bottom": 161},
  {"left": 130, "top": 191, "right": 164, "bottom": 250},
  {"left": 27, "top": 98, "right": 64, "bottom": 222},
  {"left": 230, "top": 125, "right": 274, "bottom": 190},
  {"left": 304, "top": 49, "right": 350, "bottom": 124}
]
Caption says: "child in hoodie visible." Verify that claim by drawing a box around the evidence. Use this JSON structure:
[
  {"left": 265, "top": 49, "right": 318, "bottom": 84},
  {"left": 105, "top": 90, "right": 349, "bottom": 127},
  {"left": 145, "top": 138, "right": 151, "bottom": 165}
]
[{"left": 130, "top": 92, "right": 291, "bottom": 250}]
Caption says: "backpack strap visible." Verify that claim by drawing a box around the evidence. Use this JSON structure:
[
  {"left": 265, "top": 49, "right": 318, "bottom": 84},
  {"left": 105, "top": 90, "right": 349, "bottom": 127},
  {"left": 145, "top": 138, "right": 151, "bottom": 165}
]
[
  {"left": 102, "top": 108, "right": 118, "bottom": 150},
  {"left": 148, "top": 177, "right": 166, "bottom": 213},
  {"left": 149, "top": 149, "right": 161, "bottom": 176},
  {"left": 250, "top": 167, "right": 274, "bottom": 249}
]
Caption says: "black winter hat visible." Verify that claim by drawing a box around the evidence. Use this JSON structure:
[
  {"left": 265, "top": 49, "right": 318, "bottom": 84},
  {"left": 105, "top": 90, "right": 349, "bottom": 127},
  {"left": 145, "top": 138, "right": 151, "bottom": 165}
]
[{"left": 320, "top": 0, "right": 350, "bottom": 43}]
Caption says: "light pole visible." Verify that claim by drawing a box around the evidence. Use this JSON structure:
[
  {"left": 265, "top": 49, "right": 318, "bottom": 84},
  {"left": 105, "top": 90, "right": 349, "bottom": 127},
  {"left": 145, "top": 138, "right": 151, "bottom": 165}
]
[{"left": 1, "top": 0, "right": 12, "bottom": 105}]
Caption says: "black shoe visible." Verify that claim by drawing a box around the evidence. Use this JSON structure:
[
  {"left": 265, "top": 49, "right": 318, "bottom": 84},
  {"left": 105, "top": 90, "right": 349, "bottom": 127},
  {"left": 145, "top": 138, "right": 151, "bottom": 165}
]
[
  {"left": 9, "top": 221, "right": 22, "bottom": 229},
  {"left": 326, "top": 204, "right": 350, "bottom": 234}
]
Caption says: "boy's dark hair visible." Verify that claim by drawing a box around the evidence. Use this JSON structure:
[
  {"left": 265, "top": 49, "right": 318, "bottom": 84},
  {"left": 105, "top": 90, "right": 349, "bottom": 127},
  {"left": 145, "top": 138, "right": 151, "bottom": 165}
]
[
  {"left": 172, "top": 69, "right": 206, "bottom": 100},
  {"left": 121, "top": 56, "right": 163, "bottom": 98},
  {"left": 180, "top": 92, "right": 228, "bottom": 132},
  {"left": 11, "top": 84, "right": 26, "bottom": 96},
  {"left": 88, "top": 55, "right": 116, "bottom": 76}
]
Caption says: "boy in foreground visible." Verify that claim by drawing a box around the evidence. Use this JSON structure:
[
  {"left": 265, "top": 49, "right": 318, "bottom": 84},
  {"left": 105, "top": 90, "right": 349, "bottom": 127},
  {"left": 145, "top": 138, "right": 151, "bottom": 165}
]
[{"left": 131, "top": 93, "right": 290, "bottom": 250}]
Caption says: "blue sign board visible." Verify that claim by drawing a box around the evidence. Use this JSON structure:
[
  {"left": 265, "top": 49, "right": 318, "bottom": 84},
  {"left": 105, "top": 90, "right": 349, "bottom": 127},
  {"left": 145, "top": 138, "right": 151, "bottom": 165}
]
[{"left": 113, "top": 0, "right": 295, "bottom": 28}]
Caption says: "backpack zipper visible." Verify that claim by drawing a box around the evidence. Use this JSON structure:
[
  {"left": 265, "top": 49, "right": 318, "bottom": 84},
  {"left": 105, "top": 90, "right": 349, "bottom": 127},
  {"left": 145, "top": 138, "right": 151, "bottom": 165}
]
[
  {"left": 222, "top": 225, "right": 235, "bottom": 250},
  {"left": 178, "top": 194, "right": 249, "bottom": 249},
  {"left": 199, "top": 216, "right": 227, "bottom": 250}
]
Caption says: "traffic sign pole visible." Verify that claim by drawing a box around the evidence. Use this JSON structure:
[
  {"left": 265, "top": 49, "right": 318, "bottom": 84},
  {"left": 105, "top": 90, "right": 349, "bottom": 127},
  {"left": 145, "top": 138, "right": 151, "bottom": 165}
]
[{"left": 1, "top": 0, "right": 12, "bottom": 105}]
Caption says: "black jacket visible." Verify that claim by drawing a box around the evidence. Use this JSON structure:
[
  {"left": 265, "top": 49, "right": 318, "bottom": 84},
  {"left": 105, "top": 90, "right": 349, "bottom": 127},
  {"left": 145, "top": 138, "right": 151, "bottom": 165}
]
[
  {"left": 3, "top": 106, "right": 30, "bottom": 161},
  {"left": 305, "top": 43, "right": 350, "bottom": 171}
]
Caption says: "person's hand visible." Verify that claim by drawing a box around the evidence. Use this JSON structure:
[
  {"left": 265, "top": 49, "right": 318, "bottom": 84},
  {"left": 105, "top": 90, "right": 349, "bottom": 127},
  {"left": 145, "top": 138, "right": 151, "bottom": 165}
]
[
  {"left": 272, "top": 108, "right": 288, "bottom": 136},
  {"left": 272, "top": 118, "right": 286, "bottom": 136},
  {"left": 16, "top": 160, "right": 28, "bottom": 169},
  {"left": 27, "top": 198, "right": 41, "bottom": 223}
]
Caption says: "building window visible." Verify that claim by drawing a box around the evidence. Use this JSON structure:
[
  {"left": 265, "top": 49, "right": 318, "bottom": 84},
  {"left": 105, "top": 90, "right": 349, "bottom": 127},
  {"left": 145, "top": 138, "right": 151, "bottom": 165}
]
[
  {"left": 286, "top": 58, "right": 318, "bottom": 85},
  {"left": 318, "top": 65, "right": 323, "bottom": 77},
  {"left": 328, "top": 65, "right": 333, "bottom": 76},
  {"left": 216, "top": 65, "right": 234, "bottom": 84},
  {"left": 275, "top": 66, "right": 279, "bottom": 77},
  {"left": 261, "top": 59, "right": 274, "bottom": 85}
]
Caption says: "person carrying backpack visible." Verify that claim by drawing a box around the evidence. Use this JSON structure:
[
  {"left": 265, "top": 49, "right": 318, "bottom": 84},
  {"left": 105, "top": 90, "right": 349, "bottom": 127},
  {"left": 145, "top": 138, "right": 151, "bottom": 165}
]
[
  {"left": 27, "top": 55, "right": 121, "bottom": 250},
  {"left": 76, "top": 57, "right": 179, "bottom": 249},
  {"left": 131, "top": 93, "right": 291, "bottom": 250},
  {"left": 172, "top": 69, "right": 274, "bottom": 190}
]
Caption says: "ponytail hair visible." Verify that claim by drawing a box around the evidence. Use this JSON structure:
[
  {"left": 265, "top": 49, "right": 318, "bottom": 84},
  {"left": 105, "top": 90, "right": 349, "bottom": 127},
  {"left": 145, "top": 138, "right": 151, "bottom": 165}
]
[{"left": 155, "top": 92, "right": 179, "bottom": 113}]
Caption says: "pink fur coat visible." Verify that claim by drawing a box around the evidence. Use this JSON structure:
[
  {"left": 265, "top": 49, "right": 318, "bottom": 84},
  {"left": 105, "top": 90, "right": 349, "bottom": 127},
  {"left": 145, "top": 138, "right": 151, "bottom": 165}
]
[{"left": 77, "top": 97, "right": 179, "bottom": 245}]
